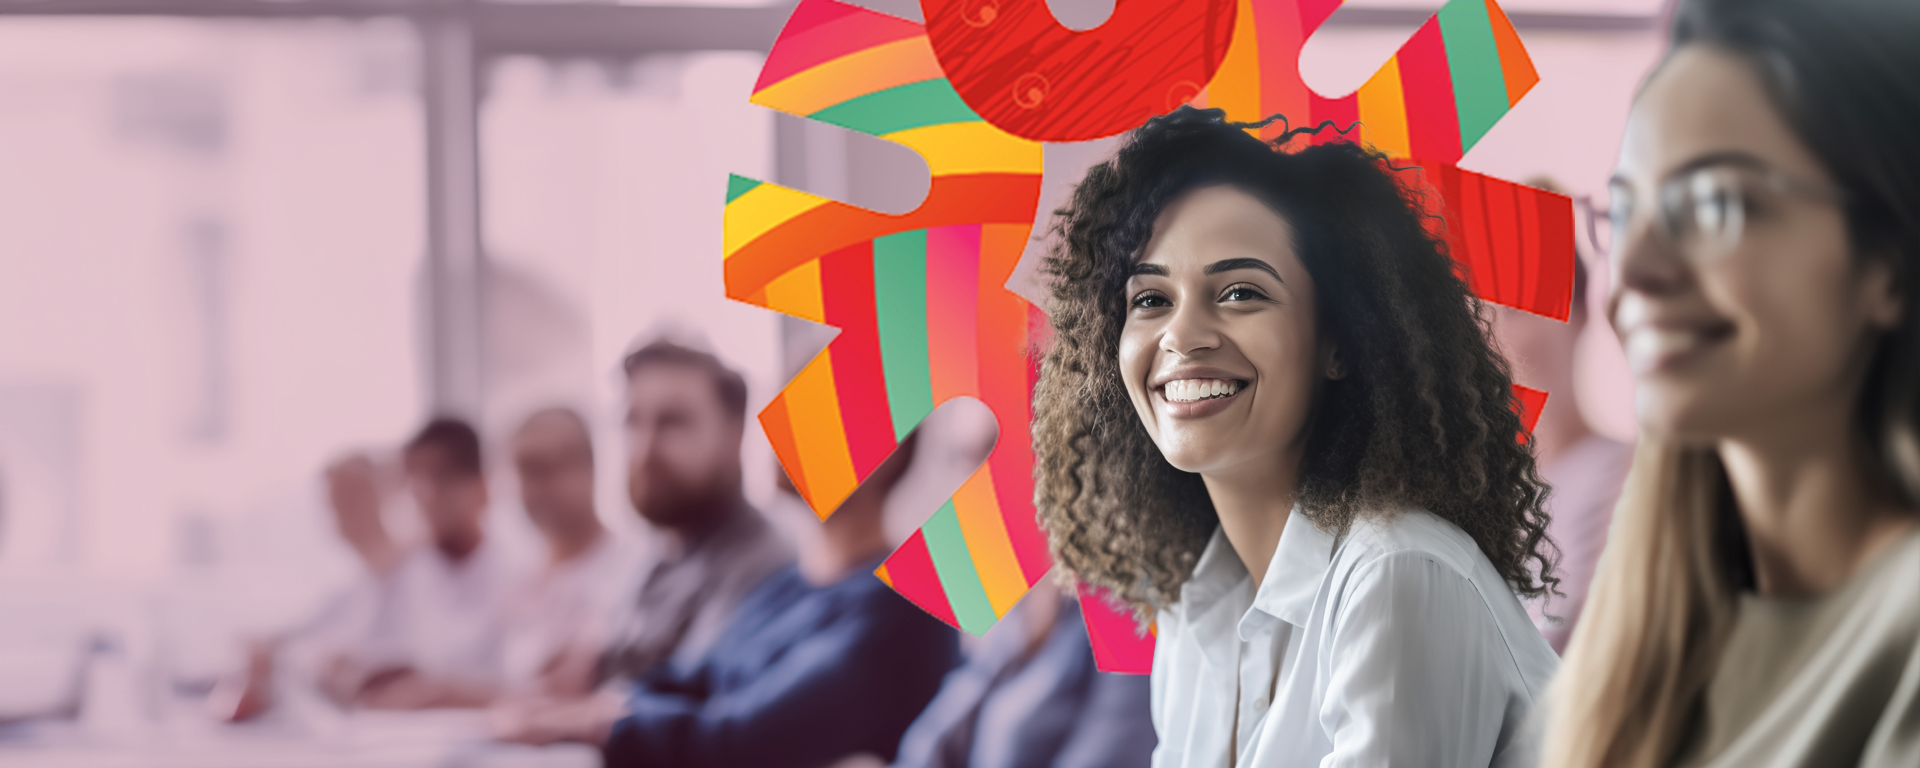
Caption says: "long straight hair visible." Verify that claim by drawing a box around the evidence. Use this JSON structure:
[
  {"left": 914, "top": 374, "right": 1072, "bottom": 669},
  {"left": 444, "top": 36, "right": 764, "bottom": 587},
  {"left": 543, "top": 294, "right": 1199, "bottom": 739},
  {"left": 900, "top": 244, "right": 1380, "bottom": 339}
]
[{"left": 1542, "top": 1, "right": 1920, "bottom": 766}]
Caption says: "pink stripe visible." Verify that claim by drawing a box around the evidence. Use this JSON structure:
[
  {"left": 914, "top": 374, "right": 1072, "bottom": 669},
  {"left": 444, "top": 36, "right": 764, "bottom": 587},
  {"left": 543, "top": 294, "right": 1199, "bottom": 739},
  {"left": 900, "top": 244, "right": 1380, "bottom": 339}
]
[
  {"left": 1255, "top": 0, "right": 1311, "bottom": 138},
  {"left": 778, "top": 0, "right": 862, "bottom": 39},
  {"left": 925, "top": 225, "right": 981, "bottom": 402},
  {"left": 884, "top": 530, "right": 960, "bottom": 628},
  {"left": 755, "top": 3, "right": 926, "bottom": 93},
  {"left": 976, "top": 282, "right": 1050, "bottom": 583},
  {"left": 1079, "top": 583, "right": 1154, "bottom": 674}
]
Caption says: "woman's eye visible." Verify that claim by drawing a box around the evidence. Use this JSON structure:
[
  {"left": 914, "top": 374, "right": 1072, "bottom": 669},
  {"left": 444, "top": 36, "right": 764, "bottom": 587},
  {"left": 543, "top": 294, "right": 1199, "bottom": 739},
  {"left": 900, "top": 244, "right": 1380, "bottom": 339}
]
[
  {"left": 1131, "top": 292, "right": 1171, "bottom": 309},
  {"left": 1222, "top": 285, "right": 1267, "bottom": 302}
]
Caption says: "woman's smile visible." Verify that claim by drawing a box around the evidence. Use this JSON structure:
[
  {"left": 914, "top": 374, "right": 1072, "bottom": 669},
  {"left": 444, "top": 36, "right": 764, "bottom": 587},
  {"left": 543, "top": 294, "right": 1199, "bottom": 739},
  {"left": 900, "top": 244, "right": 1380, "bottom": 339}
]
[
  {"left": 1149, "top": 360, "right": 1256, "bottom": 421},
  {"left": 1156, "top": 376, "right": 1249, "bottom": 418},
  {"left": 1615, "top": 295, "right": 1737, "bottom": 375}
]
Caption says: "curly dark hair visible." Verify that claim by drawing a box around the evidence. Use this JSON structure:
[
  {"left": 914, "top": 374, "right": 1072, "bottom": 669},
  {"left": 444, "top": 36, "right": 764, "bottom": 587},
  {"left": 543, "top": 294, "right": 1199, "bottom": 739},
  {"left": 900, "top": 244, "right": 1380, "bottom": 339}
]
[{"left": 1032, "top": 106, "right": 1559, "bottom": 621}]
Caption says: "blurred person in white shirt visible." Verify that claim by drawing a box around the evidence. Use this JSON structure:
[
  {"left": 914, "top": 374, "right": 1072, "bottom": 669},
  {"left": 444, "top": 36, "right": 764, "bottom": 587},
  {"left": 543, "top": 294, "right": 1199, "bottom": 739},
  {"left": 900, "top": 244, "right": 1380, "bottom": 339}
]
[
  {"left": 498, "top": 407, "right": 637, "bottom": 694},
  {"left": 214, "top": 417, "right": 521, "bottom": 718}
]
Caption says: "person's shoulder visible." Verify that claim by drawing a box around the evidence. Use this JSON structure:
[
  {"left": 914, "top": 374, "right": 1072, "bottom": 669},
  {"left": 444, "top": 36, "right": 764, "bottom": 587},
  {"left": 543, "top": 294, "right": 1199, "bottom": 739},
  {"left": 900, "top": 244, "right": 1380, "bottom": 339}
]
[
  {"left": 383, "top": 543, "right": 439, "bottom": 583},
  {"left": 835, "top": 565, "right": 904, "bottom": 605},
  {"left": 1334, "top": 507, "right": 1484, "bottom": 581},
  {"left": 1860, "top": 526, "right": 1920, "bottom": 610},
  {"left": 721, "top": 504, "right": 796, "bottom": 563}
]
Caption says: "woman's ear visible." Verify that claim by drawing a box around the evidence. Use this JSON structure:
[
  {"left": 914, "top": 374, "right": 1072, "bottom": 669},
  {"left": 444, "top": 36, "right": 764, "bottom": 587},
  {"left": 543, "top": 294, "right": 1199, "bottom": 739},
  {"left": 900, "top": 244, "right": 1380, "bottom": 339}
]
[
  {"left": 1325, "top": 345, "right": 1347, "bottom": 381},
  {"left": 1860, "top": 251, "right": 1906, "bottom": 330}
]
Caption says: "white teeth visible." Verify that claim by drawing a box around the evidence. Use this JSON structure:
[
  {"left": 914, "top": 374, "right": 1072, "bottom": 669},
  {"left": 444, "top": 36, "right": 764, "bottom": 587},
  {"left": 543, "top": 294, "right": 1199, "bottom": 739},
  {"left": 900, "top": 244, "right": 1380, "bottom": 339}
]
[
  {"left": 1163, "top": 378, "right": 1243, "bottom": 403},
  {"left": 1624, "top": 329, "right": 1703, "bottom": 374}
]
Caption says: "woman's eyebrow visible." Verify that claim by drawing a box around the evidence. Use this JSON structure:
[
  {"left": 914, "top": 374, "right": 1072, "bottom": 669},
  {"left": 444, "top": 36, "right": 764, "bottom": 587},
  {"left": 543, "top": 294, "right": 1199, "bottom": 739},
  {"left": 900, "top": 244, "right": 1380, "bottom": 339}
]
[
  {"left": 1668, "top": 150, "right": 1772, "bottom": 179},
  {"left": 1130, "top": 263, "right": 1169, "bottom": 277},
  {"left": 1203, "top": 258, "right": 1283, "bottom": 282}
]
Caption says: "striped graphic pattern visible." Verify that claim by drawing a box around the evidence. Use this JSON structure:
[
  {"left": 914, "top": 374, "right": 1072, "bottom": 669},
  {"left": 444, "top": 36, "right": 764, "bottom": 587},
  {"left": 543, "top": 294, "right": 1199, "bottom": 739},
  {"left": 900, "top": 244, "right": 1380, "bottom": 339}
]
[
  {"left": 724, "top": 0, "right": 1052, "bottom": 636},
  {"left": 1197, "top": 0, "right": 1538, "bottom": 163},
  {"left": 1193, "top": 0, "right": 1575, "bottom": 326}
]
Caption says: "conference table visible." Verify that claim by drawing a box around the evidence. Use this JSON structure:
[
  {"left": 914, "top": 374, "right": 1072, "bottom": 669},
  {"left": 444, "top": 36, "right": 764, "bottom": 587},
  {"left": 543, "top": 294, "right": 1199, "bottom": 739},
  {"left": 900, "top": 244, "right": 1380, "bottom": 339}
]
[{"left": 0, "top": 709, "right": 599, "bottom": 768}]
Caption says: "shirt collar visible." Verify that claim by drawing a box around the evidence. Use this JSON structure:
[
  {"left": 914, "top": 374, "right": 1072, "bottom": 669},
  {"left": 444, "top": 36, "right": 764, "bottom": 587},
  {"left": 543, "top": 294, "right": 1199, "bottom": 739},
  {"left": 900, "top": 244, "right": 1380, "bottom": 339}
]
[
  {"left": 1181, "top": 526, "right": 1249, "bottom": 610},
  {"left": 1177, "top": 528, "right": 1253, "bottom": 669},
  {"left": 1247, "top": 504, "right": 1337, "bottom": 631}
]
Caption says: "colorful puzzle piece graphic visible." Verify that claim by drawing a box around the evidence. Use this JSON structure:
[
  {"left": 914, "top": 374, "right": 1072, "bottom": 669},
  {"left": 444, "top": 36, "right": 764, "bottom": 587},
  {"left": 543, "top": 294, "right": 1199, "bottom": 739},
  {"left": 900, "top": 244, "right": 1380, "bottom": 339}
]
[{"left": 726, "top": 0, "right": 1576, "bottom": 673}]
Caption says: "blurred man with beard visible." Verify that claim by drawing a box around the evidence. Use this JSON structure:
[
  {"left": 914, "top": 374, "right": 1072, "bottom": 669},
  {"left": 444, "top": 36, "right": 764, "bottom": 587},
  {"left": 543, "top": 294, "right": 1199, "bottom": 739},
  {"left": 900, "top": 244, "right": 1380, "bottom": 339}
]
[{"left": 491, "top": 338, "right": 791, "bottom": 738}]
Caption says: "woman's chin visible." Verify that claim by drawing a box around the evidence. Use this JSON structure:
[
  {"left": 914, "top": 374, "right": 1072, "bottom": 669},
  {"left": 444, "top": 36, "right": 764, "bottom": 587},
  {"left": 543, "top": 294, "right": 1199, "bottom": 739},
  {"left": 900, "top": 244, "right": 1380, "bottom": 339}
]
[
  {"left": 1154, "top": 441, "right": 1235, "bottom": 477},
  {"left": 1635, "top": 392, "right": 1744, "bottom": 446}
]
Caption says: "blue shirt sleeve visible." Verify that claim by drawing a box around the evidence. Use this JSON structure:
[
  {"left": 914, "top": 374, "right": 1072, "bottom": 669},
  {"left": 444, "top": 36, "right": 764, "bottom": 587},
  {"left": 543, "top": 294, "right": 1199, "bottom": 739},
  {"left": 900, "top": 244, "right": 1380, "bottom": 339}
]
[
  {"left": 604, "top": 578, "right": 959, "bottom": 768},
  {"left": 1051, "top": 670, "right": 1155, "bottom": 768}
]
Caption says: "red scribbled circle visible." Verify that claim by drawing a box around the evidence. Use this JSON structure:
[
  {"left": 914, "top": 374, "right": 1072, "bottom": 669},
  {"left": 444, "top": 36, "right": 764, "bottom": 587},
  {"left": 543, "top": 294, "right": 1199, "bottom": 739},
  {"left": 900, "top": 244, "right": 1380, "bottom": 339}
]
[
  {"left": 1165, "top": 80, "right": 1202, "bottom": 111},
  {"left": 1012, "top": 72, "right": 1048, "bottom": 109},
  {"left": 964, "top": 0, "right": 998, "bottom": 27}
]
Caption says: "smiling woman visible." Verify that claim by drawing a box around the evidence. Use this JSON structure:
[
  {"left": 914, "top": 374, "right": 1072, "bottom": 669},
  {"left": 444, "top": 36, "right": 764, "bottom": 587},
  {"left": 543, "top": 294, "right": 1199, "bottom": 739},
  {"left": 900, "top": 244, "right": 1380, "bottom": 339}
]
[
  {"left": 1542, "top": 1, "right": 1920, "bottom": 767},
  {"left": 1031, "top": 106, "right": 1560, "bottom": 767}
]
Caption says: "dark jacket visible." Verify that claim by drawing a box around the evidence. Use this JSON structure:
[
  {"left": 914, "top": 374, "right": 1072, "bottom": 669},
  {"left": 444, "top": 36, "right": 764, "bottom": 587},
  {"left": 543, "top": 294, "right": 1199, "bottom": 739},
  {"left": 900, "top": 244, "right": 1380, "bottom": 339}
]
[{"left": 604, "top": 558, "right": 960, "bottom": 768}]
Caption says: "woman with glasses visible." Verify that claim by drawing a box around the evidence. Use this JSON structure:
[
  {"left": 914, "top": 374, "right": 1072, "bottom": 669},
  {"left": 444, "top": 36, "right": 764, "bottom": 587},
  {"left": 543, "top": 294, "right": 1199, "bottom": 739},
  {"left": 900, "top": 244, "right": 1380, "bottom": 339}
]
[{"left": 1542, "top": 0, "right": 1920, "bottom": 766}]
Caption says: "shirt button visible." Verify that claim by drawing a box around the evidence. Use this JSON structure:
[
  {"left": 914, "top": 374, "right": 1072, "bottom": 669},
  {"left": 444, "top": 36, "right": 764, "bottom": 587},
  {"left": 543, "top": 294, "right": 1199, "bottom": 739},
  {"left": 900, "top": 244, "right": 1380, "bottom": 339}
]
[{"left": 1253, "top": 695, "right": 1269, "bottom": 710}]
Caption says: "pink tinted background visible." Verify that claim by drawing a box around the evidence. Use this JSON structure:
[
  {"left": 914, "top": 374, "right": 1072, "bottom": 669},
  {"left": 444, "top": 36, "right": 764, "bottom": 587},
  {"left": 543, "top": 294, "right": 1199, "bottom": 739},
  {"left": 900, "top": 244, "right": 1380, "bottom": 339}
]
[{"left": 0, "top": 0, "right": 1654, "bottom": 752}]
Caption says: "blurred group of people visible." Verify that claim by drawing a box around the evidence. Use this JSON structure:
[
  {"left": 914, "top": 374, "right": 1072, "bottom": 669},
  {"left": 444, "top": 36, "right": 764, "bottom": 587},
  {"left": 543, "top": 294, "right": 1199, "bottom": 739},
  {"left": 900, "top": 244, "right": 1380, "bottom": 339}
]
[{"left": 211, "top": 337, "right": 1162, "bottom": 768}]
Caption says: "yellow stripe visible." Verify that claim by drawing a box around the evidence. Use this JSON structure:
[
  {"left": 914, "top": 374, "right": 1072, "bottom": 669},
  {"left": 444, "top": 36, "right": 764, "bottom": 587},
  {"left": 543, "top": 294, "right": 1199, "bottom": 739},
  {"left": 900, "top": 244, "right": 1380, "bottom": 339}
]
[
  {"left": 950, "top": 469, "right": 1029, "bottom": 616},
  {"left": 1356, "top": 57, "right": 1412, "bottom": 159},
  {"left": 782, "top": 352, "right": 859, "bottom": 518},
  {"left": 1206, "top": 0, "right": 1265, "bottom": 127},
  {"left": 751, "top": 37, "right": 945, "bottom": 117},
  {"left": 883, "top": 122, "right": 1043, "bottom": 177},
  {"left": 762, "top": 259, "right": 826, "bottom": 323},
  {"left": 724, "top": 183, "right": 828, "bottom": 259}
]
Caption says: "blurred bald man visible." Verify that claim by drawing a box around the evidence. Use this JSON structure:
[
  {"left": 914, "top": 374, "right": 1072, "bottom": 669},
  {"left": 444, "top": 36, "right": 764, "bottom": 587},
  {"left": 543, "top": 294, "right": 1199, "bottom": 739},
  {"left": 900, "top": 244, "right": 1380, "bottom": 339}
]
[{"left": 500, "top": 407, "right": 638, "bottom": 695}]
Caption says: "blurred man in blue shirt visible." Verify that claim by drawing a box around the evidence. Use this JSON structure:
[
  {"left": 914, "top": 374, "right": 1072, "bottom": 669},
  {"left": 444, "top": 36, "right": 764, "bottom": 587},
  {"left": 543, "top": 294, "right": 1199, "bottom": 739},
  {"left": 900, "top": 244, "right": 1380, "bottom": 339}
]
[
  {"left": 600, "top": 431, "right": 957, "bottom": 767},
  {"left": 602, "top": 432, "right": 956, "bottom": 768},
  {"left": 503, "top": 429, "right": 958, "bottom": 767}
]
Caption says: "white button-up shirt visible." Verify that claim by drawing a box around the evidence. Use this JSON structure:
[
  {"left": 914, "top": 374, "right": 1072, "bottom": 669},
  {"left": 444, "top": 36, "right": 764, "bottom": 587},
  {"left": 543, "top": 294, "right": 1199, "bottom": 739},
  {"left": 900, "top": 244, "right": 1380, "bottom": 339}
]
[{"left": 1150, "top": 506, "right": 1558, "bottom": 768}]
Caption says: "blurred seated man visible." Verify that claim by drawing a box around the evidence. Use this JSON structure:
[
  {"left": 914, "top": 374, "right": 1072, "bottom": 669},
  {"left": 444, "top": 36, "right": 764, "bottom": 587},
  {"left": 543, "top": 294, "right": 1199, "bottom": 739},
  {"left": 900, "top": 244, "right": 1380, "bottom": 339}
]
[
  {"left": 499, "top": 407, "right": 637, "bottom": 694},
  {"left": 489, "top": 340, "right": 792, "bottom": 724},
  {"left": 215, "top": 418, "right": 519, "bottom": 719},
  {"left": 1488, "top": 245, "right": 1631, "bottom": 653},
  {"left": 497, "top": 433, "right": 959, "bottom": 768},
  {"left": 310, "top": 417, "right": 521, "bottom": 709},
  {"left": 883, "top": 582, "right": 1155, "bottom": 768}
]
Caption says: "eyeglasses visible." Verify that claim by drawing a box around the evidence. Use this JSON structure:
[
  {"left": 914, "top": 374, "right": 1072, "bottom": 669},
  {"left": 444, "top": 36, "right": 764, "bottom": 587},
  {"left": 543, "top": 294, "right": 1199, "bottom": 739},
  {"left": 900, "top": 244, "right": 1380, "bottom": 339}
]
[{"left": 1605, "top": 160, "right": 1846, "bottom": 263}]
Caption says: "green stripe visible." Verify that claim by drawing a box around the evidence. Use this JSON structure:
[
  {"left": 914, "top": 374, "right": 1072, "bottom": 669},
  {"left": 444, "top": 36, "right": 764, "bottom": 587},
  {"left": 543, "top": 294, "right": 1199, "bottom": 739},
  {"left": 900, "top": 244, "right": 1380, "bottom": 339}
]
[
  {"left": 810, "top": 79, "right": 981, "bottom": 137},
  {"left": 1437, "top": 0, "right": 1509, "bottom": 152},
  {"left": 872, "top": 230, "right": 935, "bottom": 442},
  {"left": 725, "top": 174, "right": 763, "bottom": 203},
  {"left": 922, "top": 500, "right": 999, "bottom": 635}
]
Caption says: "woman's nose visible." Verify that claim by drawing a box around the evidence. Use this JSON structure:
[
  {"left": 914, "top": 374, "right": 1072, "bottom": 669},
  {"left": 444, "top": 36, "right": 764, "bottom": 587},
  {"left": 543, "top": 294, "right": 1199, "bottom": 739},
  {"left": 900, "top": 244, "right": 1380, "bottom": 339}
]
[
  {"left": 1611, "top": 207, "right": 1693, "bottom": 304},
  {"left": 1160, "top": 300, "right": 1223, "bottom": 357}
]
